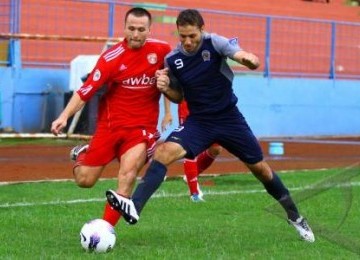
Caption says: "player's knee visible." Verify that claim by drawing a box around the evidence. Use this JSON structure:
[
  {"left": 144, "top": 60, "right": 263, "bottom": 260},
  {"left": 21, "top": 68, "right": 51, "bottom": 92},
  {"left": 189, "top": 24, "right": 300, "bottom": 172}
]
[
  {"left": 75, "top": 178, "right": 96, "bottom": 188},
  {"left": 153, "top": 144, "right": 169, "bottom": 162},
  {"left": 209, "top": 145, "right": 222, "bottom": 157},
  {"left": 153, "top": 142, "right": 185, "bottom": 165},
  {"left": 247, "top": 161, "right": 273, "bottom": 182},
  {"left": 74, "top": 171, "right": 96, "bottom": 188}
]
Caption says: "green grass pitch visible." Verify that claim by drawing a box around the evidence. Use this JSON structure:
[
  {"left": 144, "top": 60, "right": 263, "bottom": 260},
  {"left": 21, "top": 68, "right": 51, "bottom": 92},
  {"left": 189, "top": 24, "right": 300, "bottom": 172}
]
[{"left": 0, "top": 168, "right": 359, "bottom": 259}]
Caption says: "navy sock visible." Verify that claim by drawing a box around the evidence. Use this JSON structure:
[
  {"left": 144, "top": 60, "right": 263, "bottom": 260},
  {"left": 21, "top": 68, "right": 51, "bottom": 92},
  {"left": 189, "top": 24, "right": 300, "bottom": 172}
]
[
  {"left": 132, "top": 160, "right": 167, "bottom": 214},
  {"left": 262, "top": 172, "right": 300, "bottom": 221}
]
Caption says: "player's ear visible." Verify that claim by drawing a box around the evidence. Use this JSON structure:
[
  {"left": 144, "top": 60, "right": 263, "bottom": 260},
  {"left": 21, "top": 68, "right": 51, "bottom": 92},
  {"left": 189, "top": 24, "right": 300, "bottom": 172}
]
[{"left": 147, "top": 20, "right": 152, "bottom": 34}]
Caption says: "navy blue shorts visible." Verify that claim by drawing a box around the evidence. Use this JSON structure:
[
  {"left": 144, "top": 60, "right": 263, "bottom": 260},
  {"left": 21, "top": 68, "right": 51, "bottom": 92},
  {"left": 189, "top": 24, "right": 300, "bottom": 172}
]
[{"left": 166, "top": 107, "right": 263, "bottom": 164}]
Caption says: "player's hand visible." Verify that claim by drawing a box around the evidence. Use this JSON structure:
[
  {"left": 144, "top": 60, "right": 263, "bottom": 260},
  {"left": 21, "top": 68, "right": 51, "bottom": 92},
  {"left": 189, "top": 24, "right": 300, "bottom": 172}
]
[
  {"left": 156, "top": 74, "right": 170, "bottom": 93},
  {"left": 161, "top": 113, "right": 173, "bottom": 132},
  {"left": 241, "top": 53, "right": 260, "bottom": 70},
  {"left": 51, "top": 118, "right": 67, "bottom": 136},
  {"left": 155, "top": 68, "right": 168, "bottom": 78}
]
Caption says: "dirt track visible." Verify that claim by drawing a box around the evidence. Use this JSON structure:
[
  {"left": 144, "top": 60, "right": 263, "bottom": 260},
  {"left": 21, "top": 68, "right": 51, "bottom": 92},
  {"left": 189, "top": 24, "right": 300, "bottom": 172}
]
[{"left": 1, "top": 138, "right": 359, "bottom": 183}]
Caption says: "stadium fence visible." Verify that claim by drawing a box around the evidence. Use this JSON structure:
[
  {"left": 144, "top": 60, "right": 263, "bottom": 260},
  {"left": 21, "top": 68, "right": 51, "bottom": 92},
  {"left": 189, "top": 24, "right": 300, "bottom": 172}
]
[{"left": 0, "top": 0, "right": 359, "bottom": 79}]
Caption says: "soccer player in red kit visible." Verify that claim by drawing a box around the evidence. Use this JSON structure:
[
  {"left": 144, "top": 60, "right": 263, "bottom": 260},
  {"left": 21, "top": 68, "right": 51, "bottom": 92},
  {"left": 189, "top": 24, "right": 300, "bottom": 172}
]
[
  {"left": 162, "top": 99, "right": 222, "bottom": 202},
  {"left": 51, "top": 7, "right": 171, "bottom": 228}
]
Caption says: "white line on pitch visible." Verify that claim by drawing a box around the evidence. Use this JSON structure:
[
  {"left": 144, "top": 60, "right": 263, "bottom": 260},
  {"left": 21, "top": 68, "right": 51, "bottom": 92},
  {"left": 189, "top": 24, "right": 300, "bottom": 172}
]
[{"left": 1, "top": 182, "right": 360, "bottom": 209}]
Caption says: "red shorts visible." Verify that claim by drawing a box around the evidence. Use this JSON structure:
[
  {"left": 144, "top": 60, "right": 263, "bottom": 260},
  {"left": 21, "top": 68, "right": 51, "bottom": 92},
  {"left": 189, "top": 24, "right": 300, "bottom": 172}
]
[{"left": 82, "top": 126, "right": 160, "bottom": 166}]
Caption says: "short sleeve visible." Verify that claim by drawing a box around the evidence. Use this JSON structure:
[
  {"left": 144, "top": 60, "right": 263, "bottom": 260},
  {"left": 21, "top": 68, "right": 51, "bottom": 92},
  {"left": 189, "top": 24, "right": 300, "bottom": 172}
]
[{"left": 210, "top": 33, "right": 242, "bottom": 58}]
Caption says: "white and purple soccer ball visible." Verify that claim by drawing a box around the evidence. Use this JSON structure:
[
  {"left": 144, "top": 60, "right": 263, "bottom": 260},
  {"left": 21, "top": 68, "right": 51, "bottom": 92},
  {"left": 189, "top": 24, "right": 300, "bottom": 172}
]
[{"left": 80, "top": 219, "right": 116, "bottom": 253}]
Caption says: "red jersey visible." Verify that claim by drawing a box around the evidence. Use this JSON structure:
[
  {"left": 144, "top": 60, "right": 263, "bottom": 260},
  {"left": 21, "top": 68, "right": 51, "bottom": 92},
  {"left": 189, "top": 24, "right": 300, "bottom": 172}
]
[
  {"left": 77, "top": 38, "right": 171, "bottom": 129},
  {"left": 178, "top": 100, "right": 190, "bottom": 125}
]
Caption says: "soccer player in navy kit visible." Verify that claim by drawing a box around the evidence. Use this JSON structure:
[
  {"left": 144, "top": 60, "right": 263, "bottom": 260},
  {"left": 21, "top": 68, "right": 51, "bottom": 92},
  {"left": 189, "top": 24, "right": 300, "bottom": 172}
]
[{"left": 106, "top": 9, "right": 315, "bottom": 242}]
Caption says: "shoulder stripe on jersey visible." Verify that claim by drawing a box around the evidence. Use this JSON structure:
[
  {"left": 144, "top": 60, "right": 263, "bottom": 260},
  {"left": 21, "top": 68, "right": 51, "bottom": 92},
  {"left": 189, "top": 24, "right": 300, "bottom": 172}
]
[
  {"left": 165, "top": 48, "right": 181, "bottom": 59},
  {"left": 104, "top": 45, "right": 125, "bottom": 62}
]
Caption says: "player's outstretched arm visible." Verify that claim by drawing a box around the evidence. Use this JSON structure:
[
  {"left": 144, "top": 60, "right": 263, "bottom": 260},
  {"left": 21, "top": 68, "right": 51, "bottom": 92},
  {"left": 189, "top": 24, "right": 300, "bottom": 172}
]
[
  {"left": 51, "top": 92, "right": 86, "bottom": 136},
  {"left": 233, "top": 50, "right": 260, "bottom": 70}
]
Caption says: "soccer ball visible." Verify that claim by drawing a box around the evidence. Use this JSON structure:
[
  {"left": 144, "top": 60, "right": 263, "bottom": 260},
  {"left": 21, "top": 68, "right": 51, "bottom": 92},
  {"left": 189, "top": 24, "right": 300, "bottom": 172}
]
[{"left": 80, "top": 219, "right": 116, "bottom": 253}]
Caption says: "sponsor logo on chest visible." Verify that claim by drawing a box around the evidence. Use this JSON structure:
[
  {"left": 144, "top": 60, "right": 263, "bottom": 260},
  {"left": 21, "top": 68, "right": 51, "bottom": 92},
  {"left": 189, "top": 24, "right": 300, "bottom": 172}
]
[{"left": 122, "top": 74, "right": 156, "bottom": 88}]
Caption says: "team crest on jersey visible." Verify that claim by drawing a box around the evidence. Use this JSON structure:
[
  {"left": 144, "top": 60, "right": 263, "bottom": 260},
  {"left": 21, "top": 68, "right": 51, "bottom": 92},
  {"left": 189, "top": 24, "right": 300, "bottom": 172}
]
[
  {"left": 202, "top": 50, "right": 211, "bottom": 61},
  {"left": 93, "top": 69, "right": 101, "bottom": 81},
  {"left": 229, "top": 37, "right": 238, "bottom": 46},
  {"left": 147, "top": 53, "right": 158, "bottom": 64},
  {"left": 119, "top": 64, "right": 127, "bottom": 71}
]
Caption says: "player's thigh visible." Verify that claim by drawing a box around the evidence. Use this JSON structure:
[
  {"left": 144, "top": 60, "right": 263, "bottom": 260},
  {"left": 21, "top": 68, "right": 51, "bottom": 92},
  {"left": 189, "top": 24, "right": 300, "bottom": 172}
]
[
  {"left": 74, "top": 165, "right": 105, "bottom": 186},
  {"left": 119, "top": 142, "right": 147, "bottom": 175},
  {"left": 83, "top": 127, "right": 117, "bottom": 166},
  {"left": 153, "top": 141, "right": 186, "bottom": 165},
  {"left": 116, "top": 142, "right": 148, "bottom": 196},
  {"left": 117, "top": 127, "right": 157, "bottom": 174},
  {"left": 218, "top": 120, "right": 263, "bottom": 164},
  {"left": 166, "top": 118, "right": 215, "bottom": 158}
]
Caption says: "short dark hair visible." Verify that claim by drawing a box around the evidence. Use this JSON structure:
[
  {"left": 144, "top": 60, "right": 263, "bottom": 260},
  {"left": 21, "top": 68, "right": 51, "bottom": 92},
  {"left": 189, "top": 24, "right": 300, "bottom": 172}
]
[
  {"left": 125, "top": 7, "right": 152, "bottom": 25},
  {"left": 176, "top": 9, "right": 204, "bottom": 29}
]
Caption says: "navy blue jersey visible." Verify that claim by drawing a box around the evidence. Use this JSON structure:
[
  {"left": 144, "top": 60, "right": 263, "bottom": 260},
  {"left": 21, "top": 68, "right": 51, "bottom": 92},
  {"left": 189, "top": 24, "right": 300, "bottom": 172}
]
[
  {"left": 166, "top": 33, "right": 241, "bottom": 118},
  {"left": 165, "top": 33, "right": 263, "bottom": 163}
]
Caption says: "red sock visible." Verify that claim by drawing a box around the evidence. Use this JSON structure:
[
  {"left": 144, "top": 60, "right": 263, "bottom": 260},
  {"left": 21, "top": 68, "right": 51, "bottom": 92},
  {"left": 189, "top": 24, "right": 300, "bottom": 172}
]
[
  {"left": 102, "top": 202, "right": 121, "bottom": 226},
  {"left": 197, "top": 150, "right": 216, "bottom": 174},
  {"left": 184, "top": 159, "right": 200, "bottom": 195}
]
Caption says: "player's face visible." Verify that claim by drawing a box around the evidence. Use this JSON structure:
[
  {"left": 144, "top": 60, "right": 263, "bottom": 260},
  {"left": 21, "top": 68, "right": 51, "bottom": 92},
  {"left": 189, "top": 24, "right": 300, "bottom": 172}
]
[
  {"left": 124, "top": 14, "right": 151, "bottom": 49},
  {"left": 178, "top": 25, "right": 203, "bottom": 53}
]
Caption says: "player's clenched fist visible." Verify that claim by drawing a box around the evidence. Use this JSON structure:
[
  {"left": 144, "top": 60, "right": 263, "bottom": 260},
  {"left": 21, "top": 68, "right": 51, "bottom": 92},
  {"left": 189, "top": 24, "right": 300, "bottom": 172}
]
[
  {"left": 156, "top": 68, "right": 170, "bottom": 93},
  {"left": 240, "top": 52, "right": 260, "bottom": 70},
  {"left": 155, "top": 68, "right": 168, "bottom": 78}
]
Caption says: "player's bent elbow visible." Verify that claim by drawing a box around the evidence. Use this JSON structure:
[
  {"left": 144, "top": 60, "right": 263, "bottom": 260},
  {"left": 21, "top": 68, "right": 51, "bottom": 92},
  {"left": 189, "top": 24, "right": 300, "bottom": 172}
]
[
  {"left": 170, "top": 96, "right": 183, "bottom": 104},
  {"left": 163, "top": 92, "right": 183, "bottom": 104}
]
